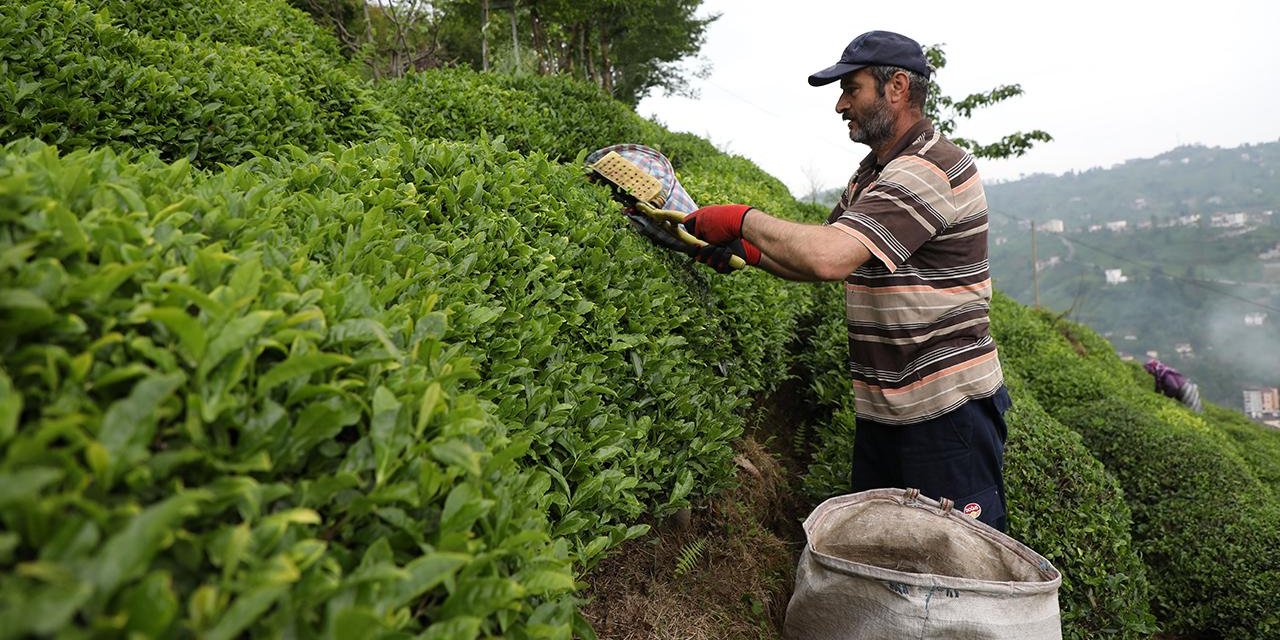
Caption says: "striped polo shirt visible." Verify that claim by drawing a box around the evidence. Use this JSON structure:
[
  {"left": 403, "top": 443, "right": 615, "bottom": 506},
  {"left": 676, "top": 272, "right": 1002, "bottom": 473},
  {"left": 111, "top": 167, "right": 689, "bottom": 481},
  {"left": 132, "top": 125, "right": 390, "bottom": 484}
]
[{"left": 827, "top": 119, "right": 1004, "bottom": 424}]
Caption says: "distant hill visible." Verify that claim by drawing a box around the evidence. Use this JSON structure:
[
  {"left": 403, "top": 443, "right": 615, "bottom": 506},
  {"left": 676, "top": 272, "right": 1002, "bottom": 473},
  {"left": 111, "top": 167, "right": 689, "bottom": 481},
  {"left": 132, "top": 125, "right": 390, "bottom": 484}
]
[
  {"left": 982, "top": 140, "right": 1280, "bottom": 411},
  {"left": 986, "top": 140, "right": 1280, "bottom": 226},
  {"left": 813, "top": 140, "right": 1280, "bottom": 411}
]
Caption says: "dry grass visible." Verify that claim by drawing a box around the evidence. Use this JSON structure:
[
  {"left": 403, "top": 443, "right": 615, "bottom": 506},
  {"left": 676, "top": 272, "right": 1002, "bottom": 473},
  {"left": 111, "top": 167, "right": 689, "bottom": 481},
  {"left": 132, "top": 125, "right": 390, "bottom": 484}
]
[{"left": 579, "top": 437, "right": 802, "bottom": 640}]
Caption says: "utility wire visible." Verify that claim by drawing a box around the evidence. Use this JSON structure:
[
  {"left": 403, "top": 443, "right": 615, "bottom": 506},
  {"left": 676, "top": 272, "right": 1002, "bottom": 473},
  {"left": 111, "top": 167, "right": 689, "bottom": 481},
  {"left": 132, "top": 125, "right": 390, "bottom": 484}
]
[{"left": 989, "top": 209, "right": 1280, "bottom": 315}]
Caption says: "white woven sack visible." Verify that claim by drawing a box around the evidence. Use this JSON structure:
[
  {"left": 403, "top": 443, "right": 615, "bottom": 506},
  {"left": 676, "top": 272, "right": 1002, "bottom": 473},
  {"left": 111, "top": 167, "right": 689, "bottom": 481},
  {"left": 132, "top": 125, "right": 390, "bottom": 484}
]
[{"left": 784, "top": 488, "right": 1062, "bottom": 640}]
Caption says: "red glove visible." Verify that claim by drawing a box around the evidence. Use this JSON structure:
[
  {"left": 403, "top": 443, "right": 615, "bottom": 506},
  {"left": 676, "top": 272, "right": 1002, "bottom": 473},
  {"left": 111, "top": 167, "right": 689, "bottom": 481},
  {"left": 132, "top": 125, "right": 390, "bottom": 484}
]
[
  {"left": 683, "top": 204, "right": 752, "bottom": 244},
  {"left": 695, "top": 239, "right": 761, "bottom": 273}
]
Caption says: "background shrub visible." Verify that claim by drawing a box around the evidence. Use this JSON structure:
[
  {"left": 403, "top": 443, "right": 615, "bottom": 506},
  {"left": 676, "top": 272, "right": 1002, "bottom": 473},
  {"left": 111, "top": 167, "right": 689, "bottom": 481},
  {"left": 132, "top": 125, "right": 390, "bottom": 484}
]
[
  {"left": 0, "top": 1, "right": 398, "bottom": 168},
  {"left": 4, "top": 0, "right": 1278, "bottom": 636},
  {"left": 992, "top": 293, "right": 1280, "bottom": 638},
  {"left": 793, "top": 297, "right": 1158, "bottom": 638}
]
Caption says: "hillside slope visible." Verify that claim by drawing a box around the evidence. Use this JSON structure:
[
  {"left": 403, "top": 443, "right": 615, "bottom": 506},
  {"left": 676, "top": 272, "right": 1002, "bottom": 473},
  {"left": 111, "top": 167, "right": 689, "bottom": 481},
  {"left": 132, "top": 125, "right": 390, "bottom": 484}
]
[
  {"left": 2, "top": 1, "right": 1278, "bottom": 638},
  {"left": 986, "top": 140, "right": 1280, "bottom": 225}
]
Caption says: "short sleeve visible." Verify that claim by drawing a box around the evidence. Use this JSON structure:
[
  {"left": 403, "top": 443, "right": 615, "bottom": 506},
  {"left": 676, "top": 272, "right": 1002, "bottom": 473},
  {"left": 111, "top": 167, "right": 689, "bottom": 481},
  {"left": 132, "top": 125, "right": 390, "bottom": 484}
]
[
  {"left": 830, "top": 157, "right": 955, "bottom": 272},
  {"left": 826, "top": 172, "right": 861, "bottom": 224}
]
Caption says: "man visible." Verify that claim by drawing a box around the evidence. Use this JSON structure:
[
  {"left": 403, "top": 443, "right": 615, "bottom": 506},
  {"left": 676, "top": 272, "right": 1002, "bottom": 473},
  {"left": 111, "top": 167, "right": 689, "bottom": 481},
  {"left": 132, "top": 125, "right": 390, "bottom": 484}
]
[{"left": 683, "top": 30, "right": 1013, "bottom": 531}]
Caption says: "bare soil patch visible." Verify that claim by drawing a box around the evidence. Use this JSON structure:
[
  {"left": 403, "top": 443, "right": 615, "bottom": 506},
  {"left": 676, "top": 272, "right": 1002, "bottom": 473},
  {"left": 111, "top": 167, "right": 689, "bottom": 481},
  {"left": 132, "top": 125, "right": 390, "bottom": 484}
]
[{"left": 580, "top": 370, "right": 830, "bottom": 639}]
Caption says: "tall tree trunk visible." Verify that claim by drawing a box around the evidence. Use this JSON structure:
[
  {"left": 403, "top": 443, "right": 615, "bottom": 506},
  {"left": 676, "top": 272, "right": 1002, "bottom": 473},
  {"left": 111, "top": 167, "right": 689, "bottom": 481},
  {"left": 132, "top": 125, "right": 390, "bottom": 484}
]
[
  {"left": 581, "top": 24, "right": 594, "bottom": 84},
  {"left": 530, "top": 4, "right": 547, "bottom": 74},
  {"left": 363, "top": 1, "right": 378, "bottom": 79},
  {"left": 597, "top": 19, "right": 613, "bottom": 95},
  {"left": 509, "top": 1, "right": 520, "bottom": 71},
  {"left": 563, "top": 22, "right": 576, "bottom": 75},
  {"left": 481, "top": 0, "right": 490, "bottom": 71}
]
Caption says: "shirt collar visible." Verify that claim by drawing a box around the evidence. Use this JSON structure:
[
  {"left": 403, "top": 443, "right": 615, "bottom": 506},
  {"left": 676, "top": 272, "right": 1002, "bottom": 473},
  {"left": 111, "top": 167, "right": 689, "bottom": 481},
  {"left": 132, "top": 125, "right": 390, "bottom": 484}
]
[{"left": 858, "top": 117, "right": 935, "bottom": 174}]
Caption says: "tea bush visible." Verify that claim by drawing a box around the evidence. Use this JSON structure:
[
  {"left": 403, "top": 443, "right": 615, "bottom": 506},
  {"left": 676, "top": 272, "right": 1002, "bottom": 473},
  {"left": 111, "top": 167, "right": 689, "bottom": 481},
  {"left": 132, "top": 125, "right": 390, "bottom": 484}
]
[
  {"left": 992, "top": 293, "right": 1280, "bottom": 638},
  {"left": 1203, "top": 404, "right": 1280, "bottom": 493},
  {"left": 379, "top": 67, "right": 646, "bottom": 163},
  {"left": 4, "top": 0, "right": 1276, "bottom": 636},
  {"left": 0, "top": 1, "right": 397, "bottom": 168},
  {"left": 0, "top": 138, "right": 575, "bottom": 638},
  {"left": 85, "top": 0, "right": 345, "bottom": 60},
  {"left": 1000, "top": 372, "right": 1156, "bottom": 638},
  {"left": 0, "top": 133, "right": 819, "bottom": 636},
  {"left": 793, "top": 299, "right": 1157, "bottom": 637}
]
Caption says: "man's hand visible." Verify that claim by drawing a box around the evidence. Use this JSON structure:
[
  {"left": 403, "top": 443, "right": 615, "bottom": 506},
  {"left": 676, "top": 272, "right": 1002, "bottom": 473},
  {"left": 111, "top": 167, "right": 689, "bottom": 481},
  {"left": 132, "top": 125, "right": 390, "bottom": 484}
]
[
  {"left": 694, "top": 239, "right": 761, "bottom": 273},
  {"left": 683, "top": 204, "right": 752, "bottom": 244}
]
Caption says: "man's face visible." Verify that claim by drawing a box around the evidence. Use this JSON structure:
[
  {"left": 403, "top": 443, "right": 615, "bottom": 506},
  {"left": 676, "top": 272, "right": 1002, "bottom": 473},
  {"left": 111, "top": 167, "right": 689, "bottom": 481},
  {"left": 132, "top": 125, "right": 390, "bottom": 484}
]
[{"left": 835, "top": 69, "right": 895, "bottom": 148}]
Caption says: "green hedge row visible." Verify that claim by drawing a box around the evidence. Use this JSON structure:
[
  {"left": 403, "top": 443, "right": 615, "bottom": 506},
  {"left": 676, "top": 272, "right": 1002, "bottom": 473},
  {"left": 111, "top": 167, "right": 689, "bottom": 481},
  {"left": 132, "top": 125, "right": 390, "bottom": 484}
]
[
  {"left": 85, "top": 0, "right": 345, "bottom": 60},
  {"left": 791, "top": 296, "right": 1156, "bottom": 637},
  {"left": 0, "top": 132, "right": 815, "bottom": 636},
  {"left": 992, "top": 293, "right": 1280, "bottom": 638},
  {"left": 377, "top": 67, "right": 749, "bottom": 173},
  {"left": 999, "top": 373, "right": 1156, "bottom": 637},
  {"left": 0, "top": 1, "right": 396, "bottom": 168},
  {"left": 378, "top": 68, "right": 648, "bottom": 164},
  {"left": 0, "top": 2, "right": 827, "bottom": 634},
  {"left": 1202, "top": 404, "right": 1280, "bottom": 493},
  {"left": 0, "top": 138, "right": 570, "bottom": 638}
]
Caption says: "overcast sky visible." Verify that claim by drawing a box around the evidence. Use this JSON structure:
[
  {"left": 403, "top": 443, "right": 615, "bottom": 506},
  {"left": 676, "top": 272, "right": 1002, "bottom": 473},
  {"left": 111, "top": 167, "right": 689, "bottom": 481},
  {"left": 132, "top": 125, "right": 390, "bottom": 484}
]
[{"left": 637, "top": 0, "right": 1280, "bottom": 198}]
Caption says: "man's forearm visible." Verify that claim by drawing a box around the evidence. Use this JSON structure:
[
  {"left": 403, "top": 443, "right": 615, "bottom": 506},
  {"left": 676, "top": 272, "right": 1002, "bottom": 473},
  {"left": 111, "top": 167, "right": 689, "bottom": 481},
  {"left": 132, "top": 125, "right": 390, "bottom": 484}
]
[
  {"left": 742, "top": 209, "right": 869, "bottom": 281},
  {"left": 756, "top": 254, "right": 822, "bottom": 281}
]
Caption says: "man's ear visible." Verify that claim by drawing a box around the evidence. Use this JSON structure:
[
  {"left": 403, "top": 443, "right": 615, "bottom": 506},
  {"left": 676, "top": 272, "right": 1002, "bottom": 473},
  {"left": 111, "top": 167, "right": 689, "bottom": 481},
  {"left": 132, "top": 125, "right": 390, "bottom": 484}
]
[{"left": 889, "top": 71, "right": 911, "bottom": 105}]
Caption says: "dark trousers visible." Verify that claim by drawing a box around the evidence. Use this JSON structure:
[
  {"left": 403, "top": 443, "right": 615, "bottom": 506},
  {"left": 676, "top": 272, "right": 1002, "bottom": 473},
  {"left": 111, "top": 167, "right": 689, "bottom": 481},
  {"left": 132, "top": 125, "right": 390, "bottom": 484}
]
[{"left": 850, "top": 386, "right": 1012, "bottom": 531}]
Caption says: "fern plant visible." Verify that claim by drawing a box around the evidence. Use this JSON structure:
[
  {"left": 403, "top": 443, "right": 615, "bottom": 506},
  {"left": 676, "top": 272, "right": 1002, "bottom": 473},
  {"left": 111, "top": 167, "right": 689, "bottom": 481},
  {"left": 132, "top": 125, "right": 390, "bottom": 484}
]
[{"left": 674, "top": 537, "right": 708, "bottom": 577}]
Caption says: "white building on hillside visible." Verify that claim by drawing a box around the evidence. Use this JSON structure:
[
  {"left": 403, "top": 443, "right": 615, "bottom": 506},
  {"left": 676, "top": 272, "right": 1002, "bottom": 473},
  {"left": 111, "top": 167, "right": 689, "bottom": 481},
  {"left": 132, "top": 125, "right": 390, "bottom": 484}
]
[
  {"left": 1212, "top": 212, "right": 1248, "bottom": 227},
  {"left": 1243, "top": 387, "right": 1280, "bottom": 418}
]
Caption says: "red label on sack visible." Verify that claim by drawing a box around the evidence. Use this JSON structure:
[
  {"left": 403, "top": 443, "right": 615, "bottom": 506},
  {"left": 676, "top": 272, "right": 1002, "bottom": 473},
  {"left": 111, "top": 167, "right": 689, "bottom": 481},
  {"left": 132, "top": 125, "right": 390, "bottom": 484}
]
[{"left": 963, "top": 502, "right": 982, "bottom": 518}]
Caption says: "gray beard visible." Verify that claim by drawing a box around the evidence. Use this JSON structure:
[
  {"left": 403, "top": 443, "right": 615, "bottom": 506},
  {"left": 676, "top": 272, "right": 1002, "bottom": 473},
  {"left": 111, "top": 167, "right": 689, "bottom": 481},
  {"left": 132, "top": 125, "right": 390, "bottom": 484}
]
[{"left": 850, "top": 100, "right": 895, "bottom": 148}]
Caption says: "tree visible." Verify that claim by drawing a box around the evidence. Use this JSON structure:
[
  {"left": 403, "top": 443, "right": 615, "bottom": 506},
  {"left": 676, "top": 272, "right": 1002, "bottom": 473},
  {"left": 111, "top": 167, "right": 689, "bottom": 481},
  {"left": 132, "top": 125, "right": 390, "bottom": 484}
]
[
  {"left": 923, "top": 46, "right": 1052, "bottom": 161},
  {"left": 290, "top": 0, "right": 445, "bottom": 78},
  {"left": 595, "top": 0, "right": 715, "bottom": 105},
  {"left": 434, "top": 0, "right": 714, "bottom": 104},
  {"left": 800, "top": 163, "right": 827, "bottom": 206}
]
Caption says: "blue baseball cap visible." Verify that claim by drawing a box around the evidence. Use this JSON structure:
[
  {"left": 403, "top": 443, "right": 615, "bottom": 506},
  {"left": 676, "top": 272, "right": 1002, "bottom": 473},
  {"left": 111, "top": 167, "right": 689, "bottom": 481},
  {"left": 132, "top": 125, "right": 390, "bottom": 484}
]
[{"left": 808, "top": 30, "right": 931, "bottom": 86}]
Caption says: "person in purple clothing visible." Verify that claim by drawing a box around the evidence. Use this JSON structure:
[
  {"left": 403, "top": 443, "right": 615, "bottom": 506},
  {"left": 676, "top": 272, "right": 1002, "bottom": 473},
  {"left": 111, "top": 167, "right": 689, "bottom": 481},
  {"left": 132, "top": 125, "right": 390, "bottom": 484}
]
[{"left": 1144, "top": 359, "right": 1203, "bottom": 413}]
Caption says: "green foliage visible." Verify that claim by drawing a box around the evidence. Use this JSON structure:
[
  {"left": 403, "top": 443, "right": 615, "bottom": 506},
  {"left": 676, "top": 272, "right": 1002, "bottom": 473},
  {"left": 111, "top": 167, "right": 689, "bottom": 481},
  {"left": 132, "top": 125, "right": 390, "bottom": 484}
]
[
  {"left": 787, "top": 286, "right": 855, "bottom": 501},
  {"left": 377, "top": 67, "right": 647, "bottom": 162},
  {"left": 588, "top": 0, "right": 717, "bottom": 106},
  {"left": 377, "top": 66, "right": 738, "bottom": 169},
  {"left": 0, "top": 1, "right": 399, "bottom": 168},
  {"left": 1000, "top": 373, "right": 1156, "bottom": 638},
  {"left": 792, "top": 292, "right": 1157, "bottom": 637},
  {"left": 673, "top": 537, "right": 707, "bottom": 577},
  {"left": 85, "top": 0, "right": 346, "bottom": 60},
  {"left": 0, "top": 2, "right": 821, "bottom": 633},
  {"left": 922, "top": 46, "right": 1052, "bottom": 160},
  {"left": 1202, "top": 404, "right": 1280, "bottom": 494},
  {"left": 434, "top": 0, "right": 715, "bottom": 106},
  {"left": 0, "top": 114, "right": 812, "bottom": 633},
  {"left": 0, "top": 138, "right": 574, "bottom": 638},
  {"left": 992, "top": 293, "right": 1280, "bottom": 638}
]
